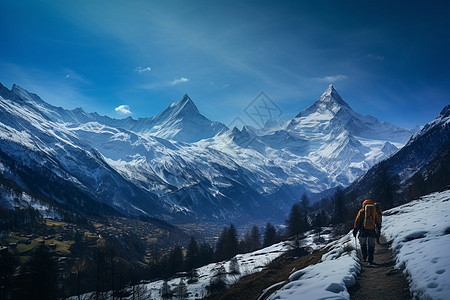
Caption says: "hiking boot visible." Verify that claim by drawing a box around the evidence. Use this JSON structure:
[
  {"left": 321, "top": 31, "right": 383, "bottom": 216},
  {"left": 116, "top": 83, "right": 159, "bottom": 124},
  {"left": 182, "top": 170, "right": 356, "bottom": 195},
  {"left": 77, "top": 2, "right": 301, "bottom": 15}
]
[{"left": 362, "top": 246, "right": 368, "bottom": 261}]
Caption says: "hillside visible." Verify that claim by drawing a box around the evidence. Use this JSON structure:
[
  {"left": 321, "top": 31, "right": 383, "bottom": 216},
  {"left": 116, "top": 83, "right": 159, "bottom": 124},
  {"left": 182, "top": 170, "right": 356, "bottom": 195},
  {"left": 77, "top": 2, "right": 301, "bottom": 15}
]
[
  {"left": 102, "top": 189, "right": 449, "bottom": 300},
  {"left": 120, "top": 189, "right": 448, "bottom": 300},
  {"left": 345, "top": 105, "right": 450, "bottom": 209}
]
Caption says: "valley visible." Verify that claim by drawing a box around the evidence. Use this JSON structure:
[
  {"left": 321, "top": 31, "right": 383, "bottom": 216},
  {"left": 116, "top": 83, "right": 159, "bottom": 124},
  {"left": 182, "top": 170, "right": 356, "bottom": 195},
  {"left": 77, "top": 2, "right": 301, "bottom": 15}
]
[{"left": 1, "top": 2, "right": 448, "bottom": 299}]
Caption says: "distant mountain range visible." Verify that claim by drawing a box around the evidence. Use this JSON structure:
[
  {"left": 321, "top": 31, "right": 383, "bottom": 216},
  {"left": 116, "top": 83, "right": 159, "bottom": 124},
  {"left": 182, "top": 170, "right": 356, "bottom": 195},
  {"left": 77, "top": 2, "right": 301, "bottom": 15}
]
[
  {"left": 0, "top": 82, "right": 420, "bottom": 222},
  {"left": 345, "top": 104, "right": 450, "bottom": 208}
]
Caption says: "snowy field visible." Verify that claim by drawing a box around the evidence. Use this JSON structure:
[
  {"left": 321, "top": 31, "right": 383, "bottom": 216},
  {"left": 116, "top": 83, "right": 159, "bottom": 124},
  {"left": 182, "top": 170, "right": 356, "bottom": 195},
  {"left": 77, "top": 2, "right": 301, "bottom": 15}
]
[
  {"left": 270, "top": 190, "right": 450, "bottom": 300},
  {"left": 382, "top": 189, "right": 450, "bottom": 300},
  {"left": 141, "top": 241, "right": 294, "bottom": 300},
  {"left": 267, "top": 232, "right": 360, "bottom": 300}
]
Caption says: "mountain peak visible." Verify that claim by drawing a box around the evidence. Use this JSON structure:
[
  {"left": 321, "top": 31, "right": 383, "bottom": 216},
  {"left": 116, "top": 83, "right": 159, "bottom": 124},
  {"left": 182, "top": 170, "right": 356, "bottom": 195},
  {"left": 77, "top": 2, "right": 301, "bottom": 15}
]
[
  {"left": 317, "top": 85, "right": 351, "bottom": 109},
  {"left": 439, "top": 105, "right": 450, "bottom": 119},
  {"left": 325, "top": 84, "right": 335, "bottom": 94},
  {"left": 293, "top": 85, "right": 351, "bottom": 120},
  {"left": 0, "top": 82, "right": 17, "bottom": 100},
  {"left": 180, "top": 93, "right": 192, "bottom": 103},
  {"left": 133, "top": 94, "right": 227, "bottom": 142},
  {"left": 10, "top": 84, "right": 46, "bottom": 105},
  {"left": 0, "top": 82, "right": 10, "bottom": 93},
  {"left": 11, "top": 84, "right": 28, "bottom": 95},
  {"left": 168, "top": 93, "right": 199, "bottom": 116}
]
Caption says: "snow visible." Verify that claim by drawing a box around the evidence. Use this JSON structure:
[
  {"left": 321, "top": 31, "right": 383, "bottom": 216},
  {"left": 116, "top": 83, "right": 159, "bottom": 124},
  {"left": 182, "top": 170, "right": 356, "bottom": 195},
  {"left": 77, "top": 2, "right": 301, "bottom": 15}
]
[
  {"left": 382, "top": 189, "right": 450, "bottom": 300},
  {"left": 0, "top": 183, "right": 61, "bottom": 219},
  {"left": 0, "top": 83, "right": 417, "bottom": 219},
  {"left": 71, "top": 230, "right": 333, "bottom": 300},
  {"left": 260, "top": 189, "right": 450, "bottom": 300},
  {"left": 267, "top": 232, "right": 360, "bottom": 300},
  {"left": 136, "top": 238, "right": 318, "bottom": 300},
  {"left": 62, "top": 190, "right": 450, "bottom": 299}
]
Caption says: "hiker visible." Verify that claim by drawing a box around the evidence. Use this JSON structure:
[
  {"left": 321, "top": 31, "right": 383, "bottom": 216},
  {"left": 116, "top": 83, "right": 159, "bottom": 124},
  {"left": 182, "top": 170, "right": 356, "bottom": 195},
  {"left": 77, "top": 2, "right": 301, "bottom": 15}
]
[{"left": 353, "top": 199, "right": 382, "bottom": 263}]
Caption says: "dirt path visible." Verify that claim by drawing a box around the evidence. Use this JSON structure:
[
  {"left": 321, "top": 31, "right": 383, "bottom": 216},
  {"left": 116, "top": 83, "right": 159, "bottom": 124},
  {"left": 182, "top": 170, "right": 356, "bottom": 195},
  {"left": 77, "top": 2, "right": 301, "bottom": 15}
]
[{"left": 349, "top": 236, "right": 411, "bottom": 300}]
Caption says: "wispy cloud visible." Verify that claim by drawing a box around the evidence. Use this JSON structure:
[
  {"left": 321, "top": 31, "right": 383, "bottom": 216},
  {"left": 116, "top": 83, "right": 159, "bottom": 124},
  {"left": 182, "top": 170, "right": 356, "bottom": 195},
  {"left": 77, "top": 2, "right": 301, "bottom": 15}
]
[
  {"left": 170, "top": 77, "right": 189, "bottom": 85},
  {"left": 134, "top": 66, "right": 151, "bottom": 73},
  {"left": 367, "top": 53, "right": 384, "bottom": 62},
  {"left": 63, "top": 69, "right": 90, "bottom": 84},
  {"left": 210, "top": 81, "right": 230, "bottom": 89},
  {"left": 115, "top": 104, "right": 132, "bottom": 114},
  {"left": 315, "top": 74, "right": 348, "bottom": 83}
]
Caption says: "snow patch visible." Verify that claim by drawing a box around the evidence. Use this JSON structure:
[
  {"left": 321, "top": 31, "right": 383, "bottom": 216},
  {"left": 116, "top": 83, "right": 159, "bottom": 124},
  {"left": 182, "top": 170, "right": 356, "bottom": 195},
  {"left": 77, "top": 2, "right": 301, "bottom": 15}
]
[
  {"left": 383, "top": 190, "right": 450, "bottom": 300},
  {"left": 267, "top": 232, "right": 360, "bottom": 300}
]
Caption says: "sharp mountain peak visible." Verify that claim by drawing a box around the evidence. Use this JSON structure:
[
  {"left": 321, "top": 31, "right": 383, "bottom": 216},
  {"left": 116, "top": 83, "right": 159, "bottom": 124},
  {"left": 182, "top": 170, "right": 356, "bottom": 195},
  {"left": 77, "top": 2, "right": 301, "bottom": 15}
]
[
  {"left": 293, "top": 85, "right": 352, "bottom": 120},
  {"left": 317, "top": 84, "right": 351, "bottom": 109},
  {"left": 165, "top": 93, "right": 200, "bottom": 115}
]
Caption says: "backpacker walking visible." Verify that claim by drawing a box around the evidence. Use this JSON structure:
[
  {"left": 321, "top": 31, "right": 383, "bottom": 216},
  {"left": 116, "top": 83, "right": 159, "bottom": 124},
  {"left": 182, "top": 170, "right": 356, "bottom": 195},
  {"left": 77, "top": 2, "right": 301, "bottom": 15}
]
[{"left": 353, "top": 199, "right": 382, "bottom": 263}]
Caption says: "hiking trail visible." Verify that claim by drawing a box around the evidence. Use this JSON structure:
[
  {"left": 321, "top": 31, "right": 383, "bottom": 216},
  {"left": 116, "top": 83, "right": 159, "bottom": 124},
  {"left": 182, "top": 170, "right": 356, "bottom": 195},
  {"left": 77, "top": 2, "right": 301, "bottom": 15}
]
[{"left": 349, "top": 236, "right": 411, "bottom": 300}]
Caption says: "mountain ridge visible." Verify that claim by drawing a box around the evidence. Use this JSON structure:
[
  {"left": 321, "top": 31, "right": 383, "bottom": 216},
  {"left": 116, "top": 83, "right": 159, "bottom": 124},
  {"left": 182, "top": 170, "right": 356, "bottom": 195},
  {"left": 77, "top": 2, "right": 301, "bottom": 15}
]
[
  {"left": 0, "top": 82, "right": 421, "bottom": 222},
  {"left": 345, "top": 104, "right": 450, "bottom": 208}
]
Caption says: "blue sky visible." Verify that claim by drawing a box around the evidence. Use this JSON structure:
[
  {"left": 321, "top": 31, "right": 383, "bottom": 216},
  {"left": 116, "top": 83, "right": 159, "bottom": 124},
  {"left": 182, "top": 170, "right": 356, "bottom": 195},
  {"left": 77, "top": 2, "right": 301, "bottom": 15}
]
[{"left": 0, "top": 0, "right": 449, "bottom": 129}]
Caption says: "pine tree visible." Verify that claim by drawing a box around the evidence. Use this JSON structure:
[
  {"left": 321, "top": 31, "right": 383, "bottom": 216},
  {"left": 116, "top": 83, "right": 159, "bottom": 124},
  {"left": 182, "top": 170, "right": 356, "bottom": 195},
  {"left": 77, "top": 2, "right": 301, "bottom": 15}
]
[
  {"left": 215, "top": 225, "right": 239, "bottom": 261},
  {"left": 198, "top": 242, "right": 213, "bottom": 266},
  {"left": 371, "top": 162, "right": 395, "bottom": 209},
  {"left": 185, "top": 236, "right": 199, "bottom": 271},
  {"left": 263, "top": 222, "right": 278, "bottom": 247},
  {"left": 250, "top": 225, "right": 261, "bottom": 251},
  {"left": 300, "top": 193, "right": 310, "bottom": 213},
  {"left": 25, "top": 245, "right": 58, "bottom": 299},
  {"left": 313, "top": 210, "right": 328, "bottom": 241},
  {"left": 313, "top": 210, "right": 327, "bottom": 229},
  {"left": 214, "top": 228, "right": 228, "bottom": 262},
  {"left": 226, "top": 224, "right": 239, "bottom": 257},
  {"left": 332, "top": 188, "right": 346, "bottom": 224},
  {"left": 169, "top": 245, "right": 184, "bottom": 275},
  {"left": 286, "top": 203, "right": 307, "bottom": 236},
  {"left": 0, "top": 249, "right": 18, "bottom": 300}
]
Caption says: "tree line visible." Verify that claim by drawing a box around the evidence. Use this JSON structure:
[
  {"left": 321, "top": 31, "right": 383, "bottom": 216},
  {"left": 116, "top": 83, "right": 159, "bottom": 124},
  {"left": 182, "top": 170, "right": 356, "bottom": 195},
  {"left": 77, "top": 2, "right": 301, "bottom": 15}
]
[
  {"left": 147, "top": 221, "right": 283, "bottom": 283},
  {"left": 1, "top": 190, "right": 357, "bottom": 299}
]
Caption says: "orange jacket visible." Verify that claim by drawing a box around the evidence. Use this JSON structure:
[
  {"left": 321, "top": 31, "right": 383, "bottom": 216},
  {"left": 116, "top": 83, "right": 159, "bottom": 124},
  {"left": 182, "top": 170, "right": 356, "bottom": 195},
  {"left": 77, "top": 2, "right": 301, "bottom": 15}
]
[{"left": 354, "top": 199, "right": 382, "bottom": 229}]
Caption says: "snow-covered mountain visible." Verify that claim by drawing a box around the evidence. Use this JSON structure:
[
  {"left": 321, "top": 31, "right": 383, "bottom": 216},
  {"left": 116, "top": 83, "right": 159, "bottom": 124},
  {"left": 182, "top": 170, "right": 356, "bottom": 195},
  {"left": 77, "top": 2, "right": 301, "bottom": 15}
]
[
  {"left": 0, "top": 83, "right": 166, "bottom": 218},
  {"left": 346, "top": 104, "right": 450, "bottom": 207},
  {"left": 0, "top": 82, "right": 417, "bottom": 222},
  {"left": 127, "top": 94, "right": 228, "bottom": 142},
  {"left": 212, "top": 85, "right": 414, "bottom": 192}
]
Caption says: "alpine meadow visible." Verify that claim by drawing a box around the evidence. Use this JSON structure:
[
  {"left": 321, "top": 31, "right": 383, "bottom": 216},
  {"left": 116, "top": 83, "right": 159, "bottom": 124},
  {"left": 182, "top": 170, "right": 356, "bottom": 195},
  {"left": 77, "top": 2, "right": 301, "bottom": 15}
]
[{"left": 1, "top": 1, "right": 449, "bottom": 300}]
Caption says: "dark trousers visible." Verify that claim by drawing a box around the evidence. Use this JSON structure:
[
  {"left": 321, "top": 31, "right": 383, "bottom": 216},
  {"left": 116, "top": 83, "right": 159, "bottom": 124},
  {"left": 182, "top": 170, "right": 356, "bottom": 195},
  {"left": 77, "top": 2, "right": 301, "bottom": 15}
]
[{"left": 359, "top": 235, "right": 375, "bottom": 262}]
